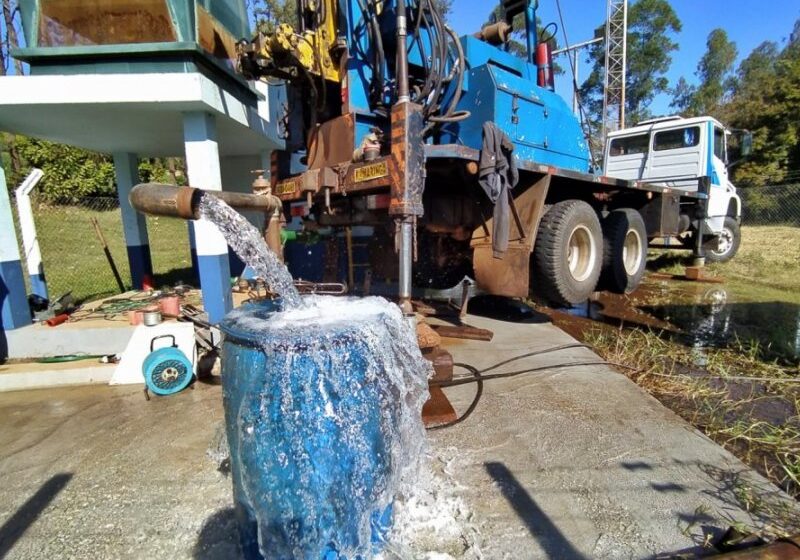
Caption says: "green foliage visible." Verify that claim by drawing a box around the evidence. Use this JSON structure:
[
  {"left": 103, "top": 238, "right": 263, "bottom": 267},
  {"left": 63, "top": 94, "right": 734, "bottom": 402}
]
[
  {"left": 13, "top": 136, "right": 116, "bottom": 202},
  {"left": 249, "top": 0, "right": 299, "bottom": 34},
  {"left": 671, "top": 28, "right": 737, "bottom": 116},
  {"left": 580, "top": 0, "right": 682, "bottom": 127},
  {"left": 0, "top": 135, "right": 184, "bottom": 202},
  {"left": 722, "top": 36, "right": 800, "bottom": 187}
]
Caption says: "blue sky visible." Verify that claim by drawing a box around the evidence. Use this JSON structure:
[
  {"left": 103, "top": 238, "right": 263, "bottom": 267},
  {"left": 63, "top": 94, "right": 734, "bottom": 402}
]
[{"left": 448, "top": 0, "right": 800, "bottom": 116}]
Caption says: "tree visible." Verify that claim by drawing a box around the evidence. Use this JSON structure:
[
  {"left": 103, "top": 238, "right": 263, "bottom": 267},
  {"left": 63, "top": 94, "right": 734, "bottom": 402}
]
[
  {"left": 721, "top": 34, "right": 799, "bottom": 188},
  {"left": 671, "top": 28, "right": 736, "bottom": 116},
  {"left": 580, "top": 0, "right": 682, "bottom": 127},
  {"left": 2, "top": 0, "right": 24, "bottom": 75},
  {"left": 249, "top": 0, "right": 298, "bottom": 34}
]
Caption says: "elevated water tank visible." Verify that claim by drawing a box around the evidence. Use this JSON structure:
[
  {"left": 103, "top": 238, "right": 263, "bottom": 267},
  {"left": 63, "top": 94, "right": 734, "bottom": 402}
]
[{"left": 16, "top": 0, "right": 249, "bottom": 81}]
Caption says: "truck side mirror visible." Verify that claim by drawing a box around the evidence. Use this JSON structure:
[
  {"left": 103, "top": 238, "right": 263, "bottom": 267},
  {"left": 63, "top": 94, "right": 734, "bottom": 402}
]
[{"left": 741, "top": 131, "right": 753, "bottom": 157}]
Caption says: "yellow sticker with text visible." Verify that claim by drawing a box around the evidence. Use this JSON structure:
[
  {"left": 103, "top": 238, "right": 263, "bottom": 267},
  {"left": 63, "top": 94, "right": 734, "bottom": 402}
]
[{"left": 353, "top": 161, "right": 389, "bottom": 183}]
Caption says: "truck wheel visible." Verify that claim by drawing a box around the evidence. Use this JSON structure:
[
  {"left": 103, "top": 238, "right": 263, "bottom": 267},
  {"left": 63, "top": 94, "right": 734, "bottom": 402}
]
[
  {"left": 532, "top": 200, "right": 603, "bottom": 307},
  {"left": 704, "top": 217, "right": 741, "bottom": 263},
  {"left": 599, "top": 208, "right": 647, "bottom": 293}
]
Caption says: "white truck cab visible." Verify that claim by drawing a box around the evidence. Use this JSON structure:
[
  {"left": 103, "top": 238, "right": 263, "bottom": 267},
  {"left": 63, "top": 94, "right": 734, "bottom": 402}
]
[{"left": 603, "top": 116, "right": 748, "bottom": 262}]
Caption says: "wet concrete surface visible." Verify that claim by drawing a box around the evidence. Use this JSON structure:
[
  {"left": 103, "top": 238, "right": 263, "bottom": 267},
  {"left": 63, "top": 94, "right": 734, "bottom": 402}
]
[
  {"left": 431, "top": 315, "right": 800, "bottom": 558},
  {"left": 0, "top": 382, "right": 238, "bottom": 560},
  {"left": 1, "top": 314, "right": 798, "bottom": 559}
]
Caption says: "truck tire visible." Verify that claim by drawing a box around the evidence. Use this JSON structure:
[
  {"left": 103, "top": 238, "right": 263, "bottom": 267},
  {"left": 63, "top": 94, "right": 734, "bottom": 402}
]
[
  {"left": 704, "top": 217, "right": 741, "bottom": 263},
  {"left": 599, "top": 208, "right": 647, "bottom": 293},
  {"left": 532, "top": 200, "right": 603, "bottom": 307}
]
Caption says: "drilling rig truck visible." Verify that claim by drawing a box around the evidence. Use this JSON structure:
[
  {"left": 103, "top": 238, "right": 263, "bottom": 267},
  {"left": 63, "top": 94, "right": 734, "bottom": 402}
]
[{"left": 238, "top": 0, "right": 750, "bottom": 309}]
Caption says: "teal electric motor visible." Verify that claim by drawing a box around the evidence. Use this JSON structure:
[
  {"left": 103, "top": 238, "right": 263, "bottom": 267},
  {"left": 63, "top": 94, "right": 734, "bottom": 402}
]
[{"left": 219, "top": 299, "right": 398, "bottom": 559}]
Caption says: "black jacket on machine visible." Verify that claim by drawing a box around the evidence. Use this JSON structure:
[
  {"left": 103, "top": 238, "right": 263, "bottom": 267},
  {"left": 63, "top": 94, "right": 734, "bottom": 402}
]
[{"left": 478, "top": 121, "right": 519, "bottom": 258}]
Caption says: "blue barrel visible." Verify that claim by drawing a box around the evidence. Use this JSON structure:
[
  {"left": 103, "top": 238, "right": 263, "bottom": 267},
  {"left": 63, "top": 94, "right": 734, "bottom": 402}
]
[{"left": 219, "top": 300, "right": 396, "bottom": 560}]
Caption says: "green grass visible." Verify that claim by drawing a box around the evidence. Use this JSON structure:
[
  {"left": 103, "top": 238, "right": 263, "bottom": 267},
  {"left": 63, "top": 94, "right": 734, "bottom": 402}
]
[
  {"left": 31, "top": 202, "right": 191, "bottom": 302},
  {"left": 649, "top": 226, "right": 800, "bottom": 294}
]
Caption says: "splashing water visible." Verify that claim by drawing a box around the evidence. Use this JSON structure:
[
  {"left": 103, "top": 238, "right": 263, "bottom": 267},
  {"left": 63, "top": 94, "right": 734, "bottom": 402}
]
[
  {"left": 200, "top": 195, "right": 434, "bottom": 557},
  {"left": 221, "top": 296, "right": 432, "bottom": 559},
  {"left": 198, "top": 193, "right": 303, "bottom": 308}
]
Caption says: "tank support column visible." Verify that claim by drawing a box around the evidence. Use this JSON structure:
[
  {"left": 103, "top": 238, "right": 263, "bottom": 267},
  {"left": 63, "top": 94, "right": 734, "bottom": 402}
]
[
  {"left": 0, "top": 166, "right": 32, "bottom": 337},
  {"left": 183, "top": 112, "right": 233, "bottom": 323},
  {"left": 114, "top": 153, "right": 154, "bottom": 290}
]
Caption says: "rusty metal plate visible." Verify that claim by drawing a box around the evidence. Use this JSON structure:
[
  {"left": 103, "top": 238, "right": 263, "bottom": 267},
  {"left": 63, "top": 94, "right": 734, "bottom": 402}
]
[
  {"left": 353, "top": 161, "right": 389, "bottom": 183},
  {"left": 422, "top": 385, "right": 458, "bottom": 427},
  {"left": 307, "top": 114, "right": 355, "bottom": 170},
  {"left": 473, "top": 244, "right": 531, "bottom": 298}
]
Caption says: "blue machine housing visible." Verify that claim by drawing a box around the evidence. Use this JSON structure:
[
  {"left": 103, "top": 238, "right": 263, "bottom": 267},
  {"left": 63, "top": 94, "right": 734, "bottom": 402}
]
[
  {"left": 338, "top": 7, "right": 590, "bottom": 174},
  {"left": 439, "top": 37, "right": 591, "bottom": 173}
]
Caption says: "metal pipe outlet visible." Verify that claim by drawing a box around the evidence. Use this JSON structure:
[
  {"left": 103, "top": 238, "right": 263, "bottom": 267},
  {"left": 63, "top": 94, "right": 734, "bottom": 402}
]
[{"left": 129, "top": 183, "right": 282, "bottom": 221}]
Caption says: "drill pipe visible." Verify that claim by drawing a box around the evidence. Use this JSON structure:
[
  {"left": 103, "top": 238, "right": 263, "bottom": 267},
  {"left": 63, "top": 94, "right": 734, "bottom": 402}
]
[{"left": 129, "top": 183, "right": 282, "bottom": 221}]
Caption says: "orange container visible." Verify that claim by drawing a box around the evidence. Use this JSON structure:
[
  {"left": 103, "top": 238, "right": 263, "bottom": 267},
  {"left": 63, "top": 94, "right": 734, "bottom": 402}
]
[
  {"left": 159, "top": 295, "right": 181, "bottom": 317},
  {"left": 129, "top": 310, "right": 144, "bottom": 325}
]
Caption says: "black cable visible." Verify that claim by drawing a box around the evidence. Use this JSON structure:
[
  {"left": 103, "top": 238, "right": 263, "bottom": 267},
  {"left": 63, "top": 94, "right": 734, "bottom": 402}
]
[
  {"left": 433, "top": 360, "right": 610, "bottom": 388},
  {"left": 355, "top": 0, "right": 386, "bottom": 110},
  {"left": 426, "top": 363, "right": 483, "bottom": 431},
  {"left": 539, "top": 22, "right": 558, "bottom": 44},
  {"left": 473, "top": 342, "right": 587, "bottom": 374},
  {"left": 554, "top": 0, "right": 598, "bottom": 168},
  {"left": 441, "top": 23, "right": 466, "bottom": 118},
  {"left": 426, "top": 343, "right": 594, "bottom": 431}
]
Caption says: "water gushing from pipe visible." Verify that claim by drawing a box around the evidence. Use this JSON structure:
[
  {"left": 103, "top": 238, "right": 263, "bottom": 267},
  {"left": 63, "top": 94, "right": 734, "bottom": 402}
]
[{"left": 198, "top": 193, "right": 303, "bottom": 308}]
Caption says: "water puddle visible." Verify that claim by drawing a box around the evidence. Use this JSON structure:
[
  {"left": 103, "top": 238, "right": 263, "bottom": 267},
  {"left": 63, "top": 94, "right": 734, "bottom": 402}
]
[{"left": 556, "top": 277, "right": 800, "bottom": 364}]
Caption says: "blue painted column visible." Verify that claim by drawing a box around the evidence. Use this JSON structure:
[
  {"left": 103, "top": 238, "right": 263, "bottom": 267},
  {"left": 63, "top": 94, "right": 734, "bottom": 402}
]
[
  {"left": 0, "top": 166, "right": 31, "bottom": 332},
  {"left": 183, "top": 112, "right": 232, "bottom": 323},
  {"left": 113, "top": 153, "right": 153, "bottom": 289}
]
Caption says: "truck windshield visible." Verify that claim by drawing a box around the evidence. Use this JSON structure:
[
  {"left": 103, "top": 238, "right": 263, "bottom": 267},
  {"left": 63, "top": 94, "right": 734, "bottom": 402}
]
[
  {"left": 609, "top": 134, "right": 649, "bottom": 156},
  {"left": 714, "top": 127, "right": 727, "bottom": 162}
]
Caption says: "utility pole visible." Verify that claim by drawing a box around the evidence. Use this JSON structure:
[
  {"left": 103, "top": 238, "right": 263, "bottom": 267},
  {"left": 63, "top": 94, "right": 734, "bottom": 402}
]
[
  {"left": 602, "top": 0, "right": 627, "bottom": 142},
  {"left": 553, "top": 37, "right": 603, "bottom": 116}
]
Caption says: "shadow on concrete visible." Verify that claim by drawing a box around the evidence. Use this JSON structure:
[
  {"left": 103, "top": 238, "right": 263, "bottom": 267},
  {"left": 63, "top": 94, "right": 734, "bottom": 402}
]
[
  {"left": 196, "top": 349, "right": 221, "bottom": 385},
  {"left": 193, "top": 507, "right": 243, "bottom": 560},
  {"left": 485, "top": 461, "right": 585, "bottom": 560},
  {"left": 469, "top": 295, "right": 550, "bottom": 324},
  {"left": 0, "top": 472, "right": 73, "bottom": 559},
  {"left": 650, "top": 482, "right": 686, "bottom": 493}
]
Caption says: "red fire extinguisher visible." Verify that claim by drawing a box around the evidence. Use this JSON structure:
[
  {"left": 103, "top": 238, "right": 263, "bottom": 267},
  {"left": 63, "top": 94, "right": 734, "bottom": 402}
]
[{"left": 536, "top": 41, "right": 555, "bottom": 91}]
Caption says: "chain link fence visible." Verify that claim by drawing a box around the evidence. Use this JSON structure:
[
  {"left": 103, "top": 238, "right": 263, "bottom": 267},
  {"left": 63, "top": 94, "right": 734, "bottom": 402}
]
[
  {"left": 10, "top": 181, "right": 800, "bottom": 304},
  {"left": 13, "top": 196, "right": 193, "bottom": 304},
  {"left": 739, "top": 183, "right": 800, "bottom": 226}
]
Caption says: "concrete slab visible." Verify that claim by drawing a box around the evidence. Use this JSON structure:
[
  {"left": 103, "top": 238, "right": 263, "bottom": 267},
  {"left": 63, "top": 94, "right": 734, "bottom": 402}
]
[
  {"left": 0, "top": 317, "right": 796, "bottom": 559},
  {"left": 0, "top": 359, "right": 115, "bottom": 392},
  {"left": 5, "top": 322, "right": 135, "bottom": 360},
  {"left": 431, "top": 315, "right": 800, "bottom": 558},
  {"left": 0, "top": 74, "right": 283, "bottom": 158}
]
